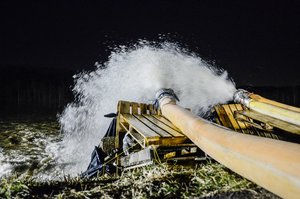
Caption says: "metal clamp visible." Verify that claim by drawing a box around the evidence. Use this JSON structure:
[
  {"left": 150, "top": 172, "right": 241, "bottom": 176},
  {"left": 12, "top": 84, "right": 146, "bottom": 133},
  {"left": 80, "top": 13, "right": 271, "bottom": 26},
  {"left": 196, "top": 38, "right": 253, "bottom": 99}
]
[
  {"left": 233, "top": 89, "right": 251, "bottom": 107},
  {"left": 154, "top": 88, "right": 179, "bottom": 109}
]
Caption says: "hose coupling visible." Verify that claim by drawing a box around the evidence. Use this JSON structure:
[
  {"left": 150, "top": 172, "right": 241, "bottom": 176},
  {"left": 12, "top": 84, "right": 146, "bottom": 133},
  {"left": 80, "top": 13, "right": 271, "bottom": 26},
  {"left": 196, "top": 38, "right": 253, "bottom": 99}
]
[
  {"left": 154, "top": 88, "right": 179, "bottom": 108},
  {"left": 233, "top": 89, "right": 251, "bottom": 107}
]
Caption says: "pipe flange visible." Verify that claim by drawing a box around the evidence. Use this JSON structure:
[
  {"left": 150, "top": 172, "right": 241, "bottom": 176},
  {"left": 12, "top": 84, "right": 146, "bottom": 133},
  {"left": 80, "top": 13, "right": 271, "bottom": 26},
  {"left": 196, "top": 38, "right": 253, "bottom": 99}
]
[
  {"left": 154, "top": 88, "right": 179, "bottom": 108},
  {"left": 233, "top": 89, "right": 251, "bottom": 107}
]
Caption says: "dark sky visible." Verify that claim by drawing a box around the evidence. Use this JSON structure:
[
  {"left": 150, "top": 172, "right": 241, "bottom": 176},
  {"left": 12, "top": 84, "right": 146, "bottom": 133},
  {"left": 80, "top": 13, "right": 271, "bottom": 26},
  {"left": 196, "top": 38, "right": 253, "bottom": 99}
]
[{"left": 1, "top": 0, "right": 300, "bottom": 86}]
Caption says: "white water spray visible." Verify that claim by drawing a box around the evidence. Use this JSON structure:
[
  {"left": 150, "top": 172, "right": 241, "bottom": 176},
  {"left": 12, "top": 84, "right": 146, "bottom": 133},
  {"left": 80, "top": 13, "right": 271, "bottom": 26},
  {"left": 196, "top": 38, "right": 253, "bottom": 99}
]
[{"left": 58, "top": 42, "right": 236, "bottom": 175}]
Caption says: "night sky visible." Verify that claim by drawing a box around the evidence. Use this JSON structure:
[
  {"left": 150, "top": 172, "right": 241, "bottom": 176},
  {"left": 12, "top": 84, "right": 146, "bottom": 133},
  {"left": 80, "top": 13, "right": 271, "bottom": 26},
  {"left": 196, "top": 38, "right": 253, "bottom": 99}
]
[{"left": 1, "top": 0, "right": 300, "bottom": 86}]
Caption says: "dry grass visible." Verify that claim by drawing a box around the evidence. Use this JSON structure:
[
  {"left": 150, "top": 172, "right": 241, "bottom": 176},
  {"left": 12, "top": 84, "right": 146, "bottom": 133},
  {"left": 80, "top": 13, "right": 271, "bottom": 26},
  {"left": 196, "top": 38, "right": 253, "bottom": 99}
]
[{"left": 0, "top": 161, "right": 278, "bottom": 199}]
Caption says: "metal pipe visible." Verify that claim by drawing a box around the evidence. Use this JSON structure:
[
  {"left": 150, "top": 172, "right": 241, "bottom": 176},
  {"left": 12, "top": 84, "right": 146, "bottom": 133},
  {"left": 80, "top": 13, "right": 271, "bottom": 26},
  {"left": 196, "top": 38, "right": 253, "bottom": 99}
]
[
  {"left": 234, "top": 89, "right": 300, "bottom": 126},
  {"left": 156, "top": 88, "right": 300, "bottom": 199}
]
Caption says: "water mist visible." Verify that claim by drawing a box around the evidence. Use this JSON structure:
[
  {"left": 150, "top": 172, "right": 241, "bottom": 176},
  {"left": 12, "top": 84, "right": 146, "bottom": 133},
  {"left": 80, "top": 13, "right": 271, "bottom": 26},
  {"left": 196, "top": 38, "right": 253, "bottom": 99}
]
[{"left": 58, "top": 42, "right": 236, "bottom": 175}]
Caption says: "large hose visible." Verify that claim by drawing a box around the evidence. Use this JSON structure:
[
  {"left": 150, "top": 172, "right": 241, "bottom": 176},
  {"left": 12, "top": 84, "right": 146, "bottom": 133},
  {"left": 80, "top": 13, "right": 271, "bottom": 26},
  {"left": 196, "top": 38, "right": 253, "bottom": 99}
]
[
  {"left": 156, "top": 88, "right": 300, "bottom": 199},
  {"left": 233, "top": 89, "right": 300, "bottom": 126},
  {"left": 249, "top": 92, "right": 300, "bottom": 113}
]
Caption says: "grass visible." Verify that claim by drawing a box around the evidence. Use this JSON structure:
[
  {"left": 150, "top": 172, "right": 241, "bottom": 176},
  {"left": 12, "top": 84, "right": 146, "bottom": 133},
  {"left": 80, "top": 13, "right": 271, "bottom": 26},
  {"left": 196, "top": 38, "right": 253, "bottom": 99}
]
[{"left": 0, "top": 160, "right": 278, "bottom": 199}]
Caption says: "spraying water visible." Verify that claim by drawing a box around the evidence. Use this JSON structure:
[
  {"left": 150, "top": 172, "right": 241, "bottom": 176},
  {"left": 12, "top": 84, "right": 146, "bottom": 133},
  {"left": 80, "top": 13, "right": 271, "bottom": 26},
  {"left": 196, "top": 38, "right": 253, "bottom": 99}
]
[{"left": 58, "top": 42, "right": 236, "bottom": 176}]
